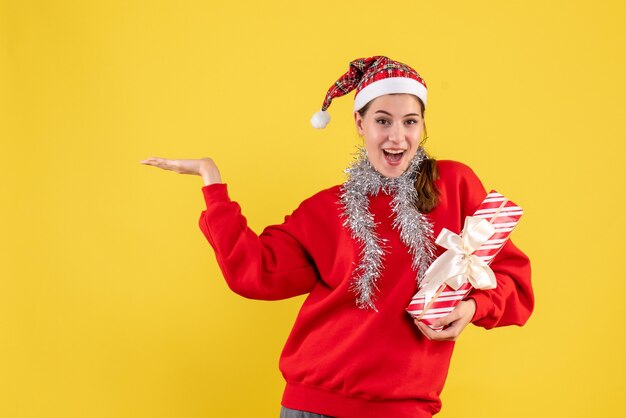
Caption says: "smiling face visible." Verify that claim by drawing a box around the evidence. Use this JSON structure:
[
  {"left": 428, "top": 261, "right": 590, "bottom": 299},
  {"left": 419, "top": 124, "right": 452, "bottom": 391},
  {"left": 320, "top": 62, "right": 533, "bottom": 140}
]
[{"left": 354, "top": 94, "right": 425, "bottom": 178}]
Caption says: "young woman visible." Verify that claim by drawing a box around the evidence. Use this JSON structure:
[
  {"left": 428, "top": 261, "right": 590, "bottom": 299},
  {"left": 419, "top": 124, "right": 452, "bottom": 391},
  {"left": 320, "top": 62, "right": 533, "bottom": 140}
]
[{"left": 140, "top": 56, "right": 534, "bottom": 418}]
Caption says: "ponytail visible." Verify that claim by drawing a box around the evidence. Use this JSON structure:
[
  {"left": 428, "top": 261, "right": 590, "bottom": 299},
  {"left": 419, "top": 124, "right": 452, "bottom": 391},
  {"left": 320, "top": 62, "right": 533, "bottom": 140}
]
[
  {"left": 414, "top": 156, "right": 439, "bottom": 213},
  {"left": 414, "top": 101, "right": 439, "bottom": 213}
]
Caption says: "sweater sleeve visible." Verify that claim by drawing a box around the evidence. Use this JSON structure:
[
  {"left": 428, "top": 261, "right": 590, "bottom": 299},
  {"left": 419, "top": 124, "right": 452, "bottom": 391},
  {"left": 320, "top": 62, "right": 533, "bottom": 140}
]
[
  {"left": 197, "top": 183, "right": 319, "bottom": 300},
  {"left": 453, "top": 163, "right": 535, "bottom": 329}
]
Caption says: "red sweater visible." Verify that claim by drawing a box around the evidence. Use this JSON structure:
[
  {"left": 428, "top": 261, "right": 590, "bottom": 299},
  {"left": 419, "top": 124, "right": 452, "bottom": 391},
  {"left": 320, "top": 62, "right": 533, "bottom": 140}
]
[{"left": 198, "top": 160, "right": 533, "bottom": 418}]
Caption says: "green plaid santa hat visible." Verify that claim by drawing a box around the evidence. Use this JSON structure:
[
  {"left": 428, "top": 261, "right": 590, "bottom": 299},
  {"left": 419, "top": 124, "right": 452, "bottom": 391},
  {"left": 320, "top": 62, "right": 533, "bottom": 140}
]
[{"left": 311, "top": 55, "right": 428, "bottom": 129}]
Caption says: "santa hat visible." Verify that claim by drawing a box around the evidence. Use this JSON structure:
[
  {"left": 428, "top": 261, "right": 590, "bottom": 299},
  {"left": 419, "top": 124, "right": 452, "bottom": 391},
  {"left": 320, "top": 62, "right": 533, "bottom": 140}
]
[{"left": 311, "top": 56, "right": 428, "bottom": 129}]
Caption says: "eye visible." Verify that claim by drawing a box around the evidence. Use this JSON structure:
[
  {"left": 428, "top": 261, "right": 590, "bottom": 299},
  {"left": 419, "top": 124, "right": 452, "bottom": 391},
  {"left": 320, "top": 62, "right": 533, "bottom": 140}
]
[
  {"left": 404, "top": 119, "right": 418, "bottom": 125},
  {"left": 375, "top": 118, "right": 390, "bottom": 125}
]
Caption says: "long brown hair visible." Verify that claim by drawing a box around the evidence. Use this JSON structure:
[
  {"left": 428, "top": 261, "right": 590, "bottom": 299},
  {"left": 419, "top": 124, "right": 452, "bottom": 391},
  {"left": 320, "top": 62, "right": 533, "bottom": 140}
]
[{"left": 357, "top": 95, "right": 439, "bottom": 213}]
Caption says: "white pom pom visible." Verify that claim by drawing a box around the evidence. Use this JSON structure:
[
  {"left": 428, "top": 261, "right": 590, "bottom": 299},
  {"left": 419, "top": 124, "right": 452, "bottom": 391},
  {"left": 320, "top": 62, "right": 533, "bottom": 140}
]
[{"left": 310, "top": 110, "right": 331, "bottom": 129}]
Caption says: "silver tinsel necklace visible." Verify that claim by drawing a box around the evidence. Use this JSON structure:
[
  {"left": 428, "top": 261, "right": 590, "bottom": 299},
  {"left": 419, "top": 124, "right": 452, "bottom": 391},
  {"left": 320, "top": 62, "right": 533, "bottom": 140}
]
[{"left": 339, "top": 146, "right": 437, "bottom": 310}]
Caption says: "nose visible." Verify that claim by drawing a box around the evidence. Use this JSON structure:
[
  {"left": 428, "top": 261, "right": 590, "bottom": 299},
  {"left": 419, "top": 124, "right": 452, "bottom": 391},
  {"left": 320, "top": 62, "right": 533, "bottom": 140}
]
[{"left": 389, "top": 124, "right": 404, "bottom": 143}]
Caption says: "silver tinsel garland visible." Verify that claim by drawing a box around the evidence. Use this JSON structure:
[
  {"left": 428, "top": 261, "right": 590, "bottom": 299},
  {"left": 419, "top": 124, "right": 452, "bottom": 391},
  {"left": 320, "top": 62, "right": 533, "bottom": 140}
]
[{"left": 339, "top": 146, "right": 437, "bottom": 310}]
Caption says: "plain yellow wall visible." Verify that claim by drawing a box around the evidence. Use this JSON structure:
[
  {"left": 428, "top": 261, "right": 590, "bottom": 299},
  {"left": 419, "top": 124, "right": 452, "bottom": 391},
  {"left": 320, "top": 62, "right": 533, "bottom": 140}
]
[{"left": 2, "top": 1, "right": 625, "bottom": 417}]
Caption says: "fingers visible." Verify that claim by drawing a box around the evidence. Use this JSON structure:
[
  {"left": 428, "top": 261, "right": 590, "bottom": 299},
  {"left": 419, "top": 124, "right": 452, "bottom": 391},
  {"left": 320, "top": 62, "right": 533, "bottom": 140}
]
[
  {"left": 414, "top": 300, "right": 475, "bottom": 342},
  {"left": 139, "top": 157, "right": 161, "bottom": 164},
  {"left": 415, "top": 320, "right": 440, "bottom": 340},
  {"left": 415, "top": 318, "right": 462, "bottom": 341},
  {"left": 437, "top": 307, "right": 462, "bottom": 329},
  {"left": 139, "top": 157, "right": 171, "bottom": 169},
  {"left": 140, "top": 157, "right": 184, "bottom": 173}
]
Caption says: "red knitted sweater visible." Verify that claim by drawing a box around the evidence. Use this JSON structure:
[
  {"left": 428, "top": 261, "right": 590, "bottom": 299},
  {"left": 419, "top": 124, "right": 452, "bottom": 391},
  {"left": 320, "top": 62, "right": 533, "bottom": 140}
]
[{"left": 198, "top": 160, "right": 533, "bottom": 418}]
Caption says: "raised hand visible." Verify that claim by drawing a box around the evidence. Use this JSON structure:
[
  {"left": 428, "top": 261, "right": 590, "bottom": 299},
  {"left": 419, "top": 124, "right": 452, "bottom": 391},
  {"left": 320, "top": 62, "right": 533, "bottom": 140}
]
[{"left": 140, "top": 157, "right": 222, "bottom": 185}]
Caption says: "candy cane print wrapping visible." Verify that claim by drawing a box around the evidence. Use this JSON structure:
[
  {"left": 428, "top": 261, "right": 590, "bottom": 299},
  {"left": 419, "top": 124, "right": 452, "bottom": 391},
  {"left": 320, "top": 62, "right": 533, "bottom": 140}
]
[{"left": 406, "top": 191, "right": 523, "bottom": 331}]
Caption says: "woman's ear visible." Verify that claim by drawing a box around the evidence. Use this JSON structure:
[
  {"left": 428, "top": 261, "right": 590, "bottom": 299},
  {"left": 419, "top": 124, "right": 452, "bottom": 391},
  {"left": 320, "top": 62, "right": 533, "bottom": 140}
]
[{"left": 354, "top": 111, "right": 364, "bottom": 136}]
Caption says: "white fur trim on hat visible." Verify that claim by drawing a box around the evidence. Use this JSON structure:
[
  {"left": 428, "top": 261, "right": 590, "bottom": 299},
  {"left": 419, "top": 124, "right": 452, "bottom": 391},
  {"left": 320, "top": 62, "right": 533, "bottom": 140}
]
[{"left": 353, "top": 77, "right": 428, "bottom": 112}]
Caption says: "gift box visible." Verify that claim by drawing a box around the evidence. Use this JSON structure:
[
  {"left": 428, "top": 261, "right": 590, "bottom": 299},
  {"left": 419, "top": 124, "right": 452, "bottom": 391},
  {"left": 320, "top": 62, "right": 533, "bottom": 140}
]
[{"left": 406, "top": 191, "right": 523, "bottom": 331}]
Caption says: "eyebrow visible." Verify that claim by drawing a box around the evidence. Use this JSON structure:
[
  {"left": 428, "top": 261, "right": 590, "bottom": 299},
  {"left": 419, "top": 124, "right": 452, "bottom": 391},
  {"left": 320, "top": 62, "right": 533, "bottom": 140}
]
[{"left": 374, "top": 110, "right": 421, "bottom": 117}]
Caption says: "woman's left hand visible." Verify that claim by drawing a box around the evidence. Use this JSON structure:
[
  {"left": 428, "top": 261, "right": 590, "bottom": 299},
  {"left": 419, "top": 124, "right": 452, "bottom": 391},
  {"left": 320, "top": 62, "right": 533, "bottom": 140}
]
[{"left": 414, "top": 299, "right": 476, "bottom": 341}]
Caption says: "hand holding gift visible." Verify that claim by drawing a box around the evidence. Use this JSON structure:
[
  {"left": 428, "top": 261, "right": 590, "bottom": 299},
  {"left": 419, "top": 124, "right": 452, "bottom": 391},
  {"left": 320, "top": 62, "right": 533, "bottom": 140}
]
[{"left": 406, "top": 191, "right": 523, "bottom": 331}]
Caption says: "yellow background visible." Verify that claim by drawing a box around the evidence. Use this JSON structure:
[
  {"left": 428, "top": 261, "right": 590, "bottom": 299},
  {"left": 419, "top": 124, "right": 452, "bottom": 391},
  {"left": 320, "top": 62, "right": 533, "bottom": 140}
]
[{"left": 2, "top": 1, "right": 624, "bottom": 417}]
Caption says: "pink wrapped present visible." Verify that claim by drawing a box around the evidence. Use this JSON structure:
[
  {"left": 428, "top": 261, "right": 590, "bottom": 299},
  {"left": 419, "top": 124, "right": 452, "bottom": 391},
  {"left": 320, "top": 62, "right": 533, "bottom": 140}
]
[{"left": 406, "top": 191, "right": 523, "bottom": 331}]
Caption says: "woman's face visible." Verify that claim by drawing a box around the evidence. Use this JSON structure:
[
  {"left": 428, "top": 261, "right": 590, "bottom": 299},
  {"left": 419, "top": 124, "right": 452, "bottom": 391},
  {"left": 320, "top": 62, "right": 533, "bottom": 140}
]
[{"left": 354, "top": 94, "right": 424, "bottom": 178}]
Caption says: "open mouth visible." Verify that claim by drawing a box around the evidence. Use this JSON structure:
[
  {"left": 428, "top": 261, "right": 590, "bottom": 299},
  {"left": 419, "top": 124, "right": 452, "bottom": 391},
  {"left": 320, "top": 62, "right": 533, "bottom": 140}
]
[{"left": 383, "top": 149, "right": 405, "bottom": 164}]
